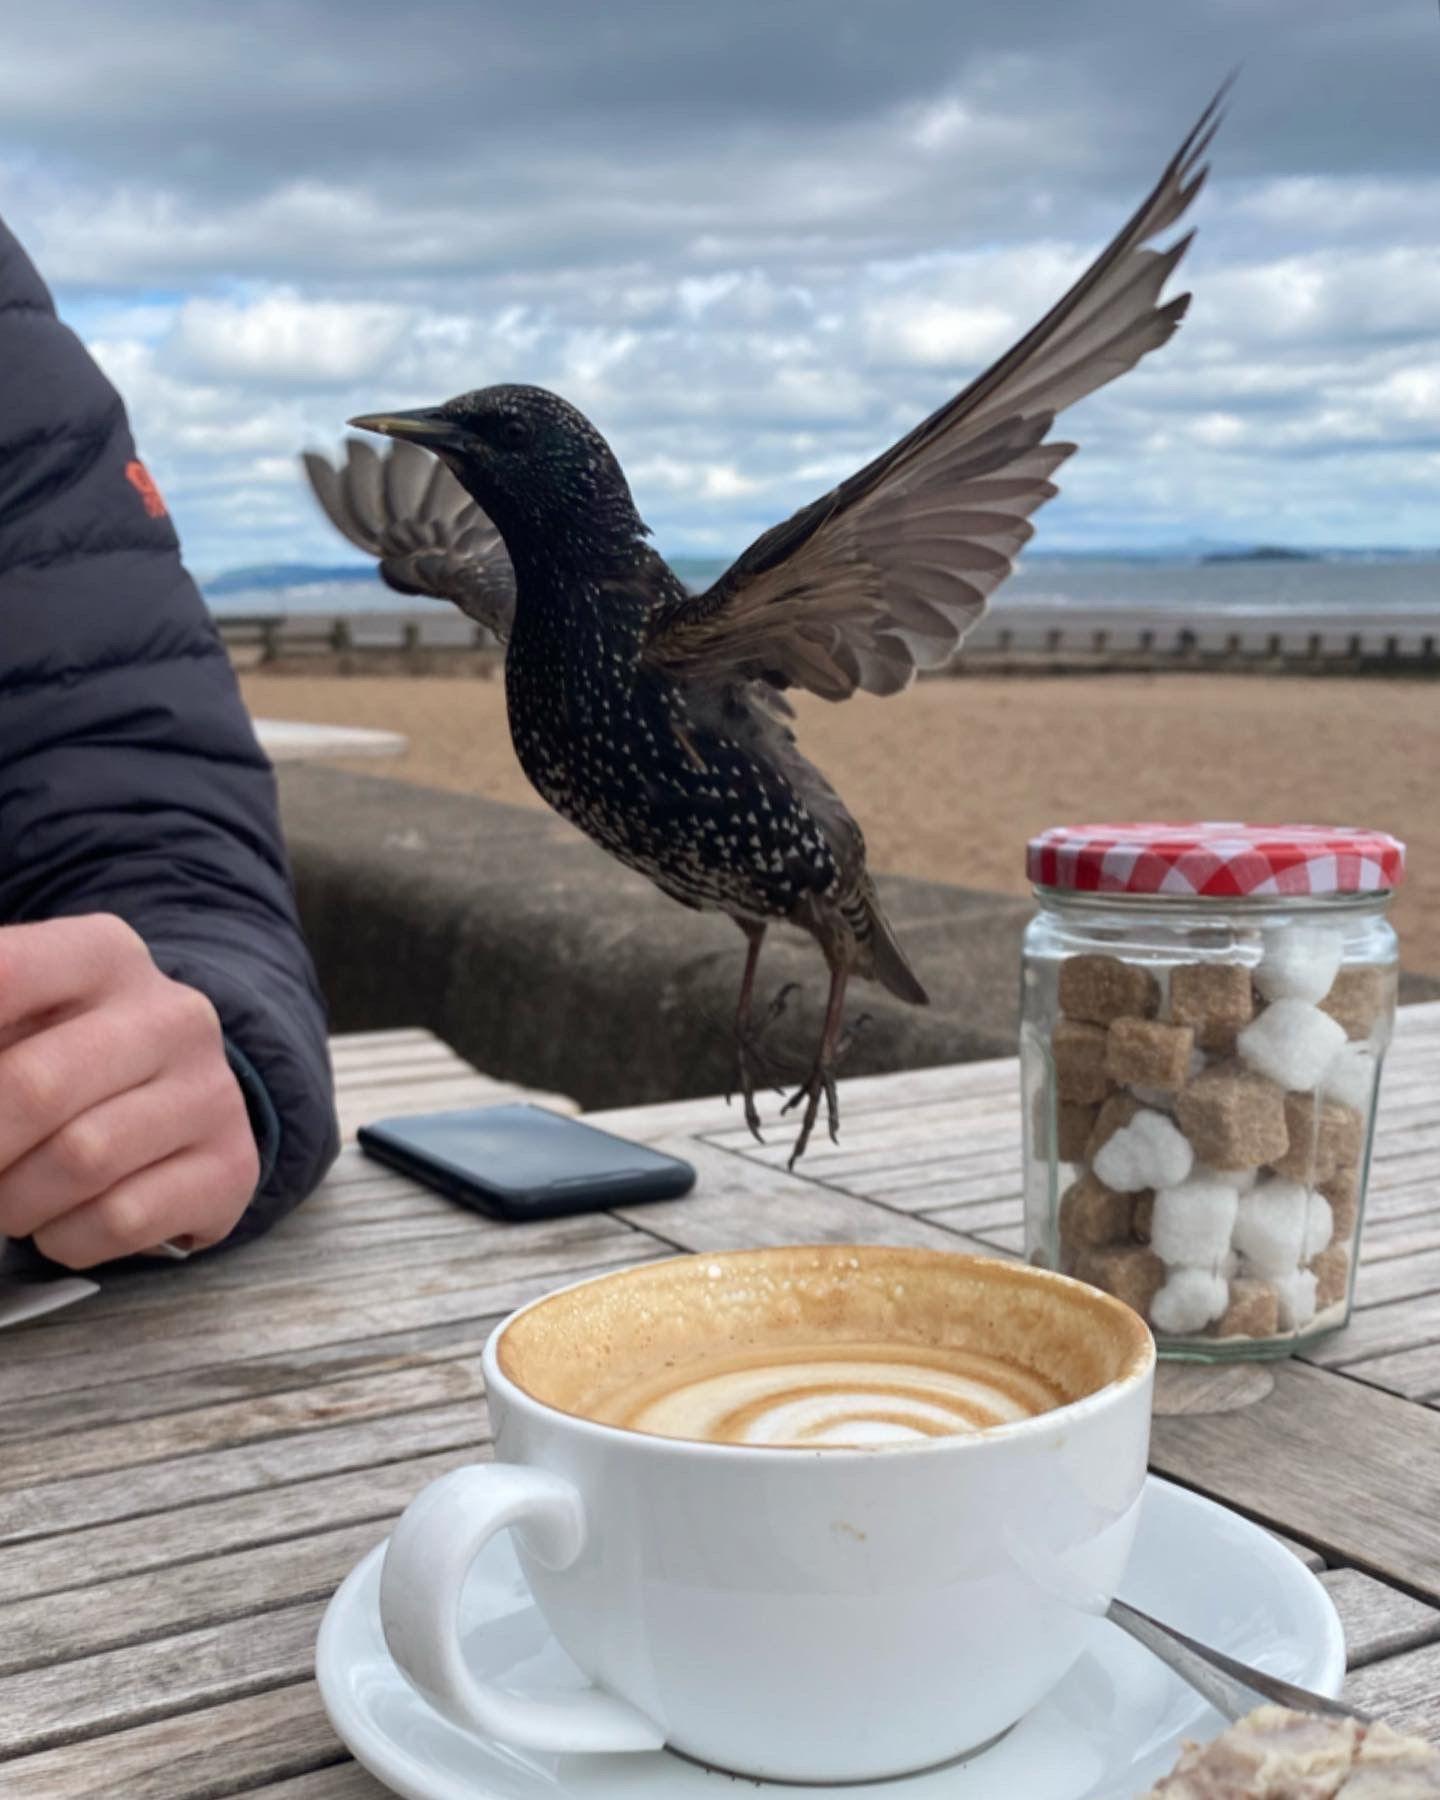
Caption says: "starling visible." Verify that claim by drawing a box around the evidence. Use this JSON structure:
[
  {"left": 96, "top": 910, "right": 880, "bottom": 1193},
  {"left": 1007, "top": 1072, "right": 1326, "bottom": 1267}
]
[{"left": 306, "top": 92, "right": 1223, "bottom": 1165}]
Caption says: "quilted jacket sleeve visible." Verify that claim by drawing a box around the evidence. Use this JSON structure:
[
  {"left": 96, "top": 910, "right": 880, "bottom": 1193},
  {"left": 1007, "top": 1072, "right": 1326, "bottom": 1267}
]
[{"left": 0, "top": 215, "right": 339, "bottom": 1248}]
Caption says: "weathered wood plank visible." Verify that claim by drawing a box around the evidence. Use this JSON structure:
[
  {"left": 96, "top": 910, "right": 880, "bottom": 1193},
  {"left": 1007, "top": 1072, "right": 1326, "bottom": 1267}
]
[
  {"left": 0, "top": 1359, "right": 486, "bottom": 1494},
  {"left": 328, "top": 1027, "right": 443, "bottom": 1056},
  {"left": 1322, "top": 1568, "right": 1440, "bottom": 1670},
  {"left": 1311, "top": 1292, "right": 1440, "bottom": 1370},
  {"left": 1354, "top": 1246, "right": 1440, "bottom": 1309},
  {"left": 0, "top": 1520, "right": 385, "bottom": 1677},
  {"left": 49, "top": 1203, "right": 620, "bottom": 1327},
  {"left": 1270, "top": 1530, "right": 1326, "bottom": 1573},
  {"left": 0, "top": 1446, "right": 487, "bottom": 1605},
  {"left": 335, "top": 1072, "right": 579, "bottom": 1136},
  {"left": 1343, "top": 1639, "right": 1440, "bottom": 1741},
  {"left": 0, "top": 1681, "right": 337, "bottom": 1799},
  {"left": 243, "top": 1766, "right": 386, "bottom": 1799},
  {"left": 912, "top": 1193, "right": 1027, "bottom": 1236},
  {"left": 613, "top": 1137, "right": 996, "bottom": 1255},
  {"left": 1151, "top": 1362, "right": 1440, "bottom": 1600},
  {"left": 0, "top": 1601, "right": 324, "bottom": 1760},
  {"left": 0, "top": 1402, "right": 488, "bottom": 1546},
  {"left": 0, "top": 1234, "right": 656, "bottom": 1405},
  {"left": 1324, "top": 1339, "right": 1440, "bottom": 1403},
  {"left": 0, "top": 1315, "right": 499, "bottom": 1450}
]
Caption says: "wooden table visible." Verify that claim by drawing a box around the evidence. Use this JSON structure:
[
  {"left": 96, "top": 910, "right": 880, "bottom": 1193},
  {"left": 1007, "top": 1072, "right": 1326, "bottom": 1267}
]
[
  {"left": 253, "top": 720, "right": 409, "bottom": 762},
  {"left": 2, "top": 1004, "right": 1438, "bottom": 1795}
]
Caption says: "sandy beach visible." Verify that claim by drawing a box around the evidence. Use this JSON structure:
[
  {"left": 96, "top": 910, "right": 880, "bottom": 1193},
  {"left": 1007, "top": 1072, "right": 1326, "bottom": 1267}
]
[{"left": 241, "top": 670, "right": 1440, "bottom": 978}]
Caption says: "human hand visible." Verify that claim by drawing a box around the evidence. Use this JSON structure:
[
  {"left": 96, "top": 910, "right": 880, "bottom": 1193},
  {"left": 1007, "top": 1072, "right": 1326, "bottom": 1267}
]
[{"left": 0, "top": 915, "right": 259, "bottom": 1268}]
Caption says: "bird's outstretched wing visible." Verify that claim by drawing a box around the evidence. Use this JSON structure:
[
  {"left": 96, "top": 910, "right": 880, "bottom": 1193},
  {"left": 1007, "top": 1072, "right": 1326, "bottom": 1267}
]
[
  {"left": 301, "top": 437, "right": 517, "bottom": 641},
  {"left": 644, "top": 88, "right": 1227, "bottom": 702}
]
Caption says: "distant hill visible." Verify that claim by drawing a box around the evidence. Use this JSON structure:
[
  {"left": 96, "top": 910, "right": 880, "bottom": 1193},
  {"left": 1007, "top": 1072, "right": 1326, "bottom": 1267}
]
[
  {"left": 204, "top": 563, "right": 379, "bottom": 596},
  {"left": 1201, "top": 545, "right": 1318, "bottom": 565}
]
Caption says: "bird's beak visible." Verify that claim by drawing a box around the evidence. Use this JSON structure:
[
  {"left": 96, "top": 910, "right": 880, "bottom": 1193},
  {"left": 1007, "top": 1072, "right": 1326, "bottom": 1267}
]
[{"left": 347, "top": 407, "right": 467, "bottom": 451}]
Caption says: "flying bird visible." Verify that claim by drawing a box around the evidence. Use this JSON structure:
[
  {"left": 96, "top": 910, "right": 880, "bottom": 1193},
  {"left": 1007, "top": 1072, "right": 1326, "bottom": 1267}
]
[{"left": 305, "top": 92, "right": 1224, "bottom": 1165}]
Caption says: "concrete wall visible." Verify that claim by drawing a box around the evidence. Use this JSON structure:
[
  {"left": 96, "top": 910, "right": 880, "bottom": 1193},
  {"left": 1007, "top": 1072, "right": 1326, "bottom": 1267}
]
[
  {"left": 278, "top": 766, "right": 1031, "bottom": 1110},
  {"left": 279, "top": 766, "right": 1440, "bottom": 1111}
]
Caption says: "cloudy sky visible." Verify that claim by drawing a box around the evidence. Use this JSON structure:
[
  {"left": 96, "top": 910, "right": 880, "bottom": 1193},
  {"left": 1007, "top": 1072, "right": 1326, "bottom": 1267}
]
[{"left": 3, "top": 0, "right": 1437, "bottom": 575}]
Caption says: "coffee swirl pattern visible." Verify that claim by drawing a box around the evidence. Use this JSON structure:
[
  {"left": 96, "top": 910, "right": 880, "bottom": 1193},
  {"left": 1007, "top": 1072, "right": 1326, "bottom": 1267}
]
[{"left": 602, "top": 1343, "right": 1069, "bottom": 1446}]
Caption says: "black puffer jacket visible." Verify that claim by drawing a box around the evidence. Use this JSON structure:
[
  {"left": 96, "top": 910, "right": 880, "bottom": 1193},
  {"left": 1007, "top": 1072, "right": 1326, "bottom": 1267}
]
[{"left": 0, "top": 215, "right": 338, "bottom": 1247}]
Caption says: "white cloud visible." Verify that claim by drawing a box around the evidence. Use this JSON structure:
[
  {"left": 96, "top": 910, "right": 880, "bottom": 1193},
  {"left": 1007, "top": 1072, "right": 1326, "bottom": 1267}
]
[
  {"left": 173, "top": 290, "right": 412, "bottom": 384},
  {"left": 5, "top": 0, "right": 1433, "bottom": 568}
]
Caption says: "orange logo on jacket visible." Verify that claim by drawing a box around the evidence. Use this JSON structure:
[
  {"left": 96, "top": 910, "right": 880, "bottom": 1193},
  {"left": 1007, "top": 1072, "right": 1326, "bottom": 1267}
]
[{"left": 125, "top": 460, "right": 168, "bottom": 518}]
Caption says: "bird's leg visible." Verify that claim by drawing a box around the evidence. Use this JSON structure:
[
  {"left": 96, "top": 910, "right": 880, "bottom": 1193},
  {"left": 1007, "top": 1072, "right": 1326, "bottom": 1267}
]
[
  {"left": 728, "top": 923, "right": 787, "bottom": 1142},
  {"left": 782, "top": 959, "right": 851, "bottom": 1168}
]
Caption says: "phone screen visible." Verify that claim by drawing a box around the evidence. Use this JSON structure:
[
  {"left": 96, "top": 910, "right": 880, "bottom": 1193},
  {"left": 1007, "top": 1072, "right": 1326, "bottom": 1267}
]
[{"left": 357, "top": 1104, "right": 697, "bottom": 1220}]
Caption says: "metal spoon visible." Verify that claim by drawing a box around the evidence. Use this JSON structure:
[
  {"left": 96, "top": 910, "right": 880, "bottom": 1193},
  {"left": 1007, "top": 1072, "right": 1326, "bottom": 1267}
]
[{"left": 1108, "top": 1596, "right": 1368, "bottom": 1725}]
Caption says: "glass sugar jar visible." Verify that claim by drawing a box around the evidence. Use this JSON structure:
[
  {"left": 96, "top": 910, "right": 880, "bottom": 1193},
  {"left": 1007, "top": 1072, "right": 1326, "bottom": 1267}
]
[{"left": 1021, "top": 823, "right": 1405, "bottom": 1360}]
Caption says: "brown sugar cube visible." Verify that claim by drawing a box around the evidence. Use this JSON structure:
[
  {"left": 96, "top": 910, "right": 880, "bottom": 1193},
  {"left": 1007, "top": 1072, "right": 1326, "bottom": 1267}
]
[
  {"left": 1058, "top": 954, "right": 1160, "bottom": 1026},
  {"left": 1059, "top": 1173, "right": 1134, "bottom": 1252},
  {"left": 1053, "top": 1019, "right": 1113, "bottom": 1104},
  {"left": 1105, "top": 1016, "right": 1196, "bottom": 1091},
  {"left": 1319, "top": 1164, "right": 1360, "bottom": 1241},
  {"left": 1169, "top": 962, "right": 1255, "bottom": 1054},
  {"left": 1319, "top": 964, "right": 1393, "bottom": 1040},
  {"left": 1174, "top": 1060, "right": 1290, "bottom": 1170},
  {"left": 1132, "top": 1191, "right": 1156, "bottom": 1244},
  {"left": 1212, "top": 1277, "right": 1280, "bottom": 1340},
  {"left": 1075, "top": 1243, "right": 1165, "bottom": 1320},
  {"left": 1270, "top": 1092, "right": 1365, "bottom": 1184},
  {"left": 1312, "top": 1242, "right": 1351, "bottom": 1311},
  {"left": 1056, "top": 1102, "right": 1099, "bottom": 1163},
  {"left": 1085, "top": 1092, "right": 1142, "bottom": 1162}
]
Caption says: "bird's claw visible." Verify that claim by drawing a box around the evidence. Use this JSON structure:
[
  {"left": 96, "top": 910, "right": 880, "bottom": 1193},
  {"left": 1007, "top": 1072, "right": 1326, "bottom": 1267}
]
[
  {"left": 731, "top": 981, "right": 802, "bottom": 1143},
  {"left": 783, "top": 1066, "right": 841, "bottom": 1166},
  {"left": 782, "top": 1006, "right": 868, "bottom": 1165}
]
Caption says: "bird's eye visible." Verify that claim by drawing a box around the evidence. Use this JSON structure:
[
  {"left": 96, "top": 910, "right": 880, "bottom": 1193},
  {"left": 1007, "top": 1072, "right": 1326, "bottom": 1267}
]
[{"left": 501, "top": 414, "right": 529, "bottom": 448}]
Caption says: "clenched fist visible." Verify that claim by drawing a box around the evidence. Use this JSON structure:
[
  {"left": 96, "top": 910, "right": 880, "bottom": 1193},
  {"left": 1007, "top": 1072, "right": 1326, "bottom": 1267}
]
[{"left": 0, "top": 915, "right": 260, "bottom": 1268}]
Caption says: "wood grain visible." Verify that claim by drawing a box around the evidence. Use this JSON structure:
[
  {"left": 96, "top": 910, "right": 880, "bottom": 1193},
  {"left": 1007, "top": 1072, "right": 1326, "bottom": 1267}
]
[
  {"left": 0, "top": 1519, "right": 389, "bottom": 1677},
  {"left": 1152, "top": 1362, "right": 1440, "bottom": 1599},
  {"left": 1322, "top": 1568, "right": 1440, "bottom": 1670},
  {"left": 0, "top": 1600, "right": 325, "bottom": 1760},
  {"left": 3, "top": 1014, "right": 1437, "bottom": 1792},
  {"left": 613, "top": 1136, "right": 999, "bottom": 1256},
  {"left": 0, "top": 1233, "right": 653, "bottom": 1405},
  {"left": 0, "top": 1682, "right": 338, "bottom": 1799},
  {"left": 0, "top": 1445, "right": 486, "bottom": 1604},
  {"left": 1344, "top": 1639, "right": 1440, "bottom": 1742},
  {"left": 242, "top": 1767, "right": 388, "bottom": 1799}
]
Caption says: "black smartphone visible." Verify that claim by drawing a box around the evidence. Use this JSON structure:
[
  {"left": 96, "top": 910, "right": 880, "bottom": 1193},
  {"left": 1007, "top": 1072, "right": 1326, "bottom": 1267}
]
[{"left": 356, "top": 1102, "right": 697, "bottom": 1221}]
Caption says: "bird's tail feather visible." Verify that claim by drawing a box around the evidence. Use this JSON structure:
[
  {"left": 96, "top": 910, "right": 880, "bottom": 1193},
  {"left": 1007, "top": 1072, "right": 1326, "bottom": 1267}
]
[{"left": 861, "top": 882, "right": 929, "bottom": 1006}]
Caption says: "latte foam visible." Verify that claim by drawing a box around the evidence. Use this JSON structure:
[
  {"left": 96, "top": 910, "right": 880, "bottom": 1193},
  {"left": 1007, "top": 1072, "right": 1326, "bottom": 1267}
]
[
  {"left": 497, "top": 1244, "right": 1151, "bottom": 1450},
  {"left": 592, "top": 1342, "right": 1068, "bottom": 1446}
]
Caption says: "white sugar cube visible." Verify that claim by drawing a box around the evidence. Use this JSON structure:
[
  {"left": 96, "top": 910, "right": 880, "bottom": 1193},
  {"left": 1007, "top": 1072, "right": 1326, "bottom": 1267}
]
[
  {"left": 1255, "top": 926, "right": 1343, "bottom": 1005},
  {"left": 1150, "top": 1268, "right": 1230, "bottom": 1335},
  {"left": 1233, "top": 1179, "right": 1309, "bottom": 1276},
  {"left": 1195, "top": 1162, "right": 1259, "bottom": 1193},
  {"left": 1151, "top": 1175, "right": 1239, "bottom": 1271},
  {"left": 1274, "top": 1268, "right": 1319, "bottom": 1331},
  {"left": 1092, "top": 1108, "right": 1195, "bottom": 1194},
  {"left": 1237, "top": 999, "right": 1347, "bottom": 1092},
  {"left": 1320, "top": 1041, "right": 1378, "bottom": 1112},
  {"left": 1304, "top": 1192, "right": 1334, "bottom": 1260}
]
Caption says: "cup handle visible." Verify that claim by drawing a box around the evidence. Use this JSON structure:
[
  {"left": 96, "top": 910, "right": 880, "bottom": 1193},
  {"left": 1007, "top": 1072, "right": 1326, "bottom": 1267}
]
[{"left": 379, "top": 1464, "right": 665, "bottom": 1754}]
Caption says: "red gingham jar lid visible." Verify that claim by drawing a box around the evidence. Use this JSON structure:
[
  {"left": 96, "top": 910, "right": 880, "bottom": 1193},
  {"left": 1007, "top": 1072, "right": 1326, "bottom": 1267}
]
[{"left": 1027, "top": 822, "right": 1406, "bottom": 898}]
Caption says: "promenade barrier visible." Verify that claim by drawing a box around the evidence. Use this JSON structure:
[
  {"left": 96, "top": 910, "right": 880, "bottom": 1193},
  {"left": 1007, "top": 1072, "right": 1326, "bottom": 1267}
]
[{"left": 219, "top": 602, "right": 1439, "bottom": 672}]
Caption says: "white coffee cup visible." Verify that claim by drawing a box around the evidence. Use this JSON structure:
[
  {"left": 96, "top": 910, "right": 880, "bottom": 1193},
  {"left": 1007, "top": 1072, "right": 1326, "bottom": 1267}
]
[{"left": 379, "top": 1244, "right": 1154, "bottom": 1783}]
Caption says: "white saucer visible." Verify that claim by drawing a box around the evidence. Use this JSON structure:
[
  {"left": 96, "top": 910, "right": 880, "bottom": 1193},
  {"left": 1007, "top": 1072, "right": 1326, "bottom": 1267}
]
[{"left": 316, "top": 1474, "right": 1344, "bottom": 1800}]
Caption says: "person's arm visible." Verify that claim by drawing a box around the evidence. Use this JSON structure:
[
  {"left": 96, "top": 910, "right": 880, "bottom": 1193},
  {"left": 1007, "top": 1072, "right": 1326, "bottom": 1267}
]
[{"left": 0, "top": 215, "right": 338, "bottom": 1264}]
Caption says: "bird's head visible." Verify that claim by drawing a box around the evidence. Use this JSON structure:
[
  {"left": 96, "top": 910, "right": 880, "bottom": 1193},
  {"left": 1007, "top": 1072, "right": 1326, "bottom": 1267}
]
[{"left": 349, "top": 384, "right": 646, "bottom": 568}]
